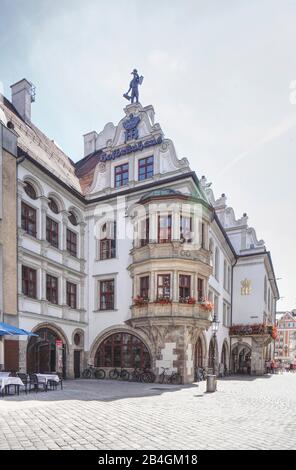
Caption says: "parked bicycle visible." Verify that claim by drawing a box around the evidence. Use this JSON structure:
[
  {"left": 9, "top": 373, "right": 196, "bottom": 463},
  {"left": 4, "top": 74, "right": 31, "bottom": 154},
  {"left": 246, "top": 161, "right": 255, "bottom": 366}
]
[
  {"left": 159, "top": 367, "right": 182, "bottom": 385},
  {"left": 194, "top": 367, "right": 207, "bottom": 382},
  {"left": 109, "top": 367, "right": 130, "bottom": 381},
  {"left": 82, "top": 364, "right": 106, "bottom": 379},
  {"left": 129, "top": 368, "right": 156, "bottom": 383}
]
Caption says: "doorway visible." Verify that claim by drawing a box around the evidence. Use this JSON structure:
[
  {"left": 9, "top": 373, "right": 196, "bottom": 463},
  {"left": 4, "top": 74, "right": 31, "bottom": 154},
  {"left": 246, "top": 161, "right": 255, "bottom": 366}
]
[{"left": 74, "top": 350, "right": 81, "bottom": 378}]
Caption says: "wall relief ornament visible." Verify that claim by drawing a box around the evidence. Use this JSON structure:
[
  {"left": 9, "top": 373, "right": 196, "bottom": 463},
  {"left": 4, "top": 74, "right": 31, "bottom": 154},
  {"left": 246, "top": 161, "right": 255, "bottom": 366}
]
[{"left": 241, "top": 278, "right": 252, "bottom": 295}]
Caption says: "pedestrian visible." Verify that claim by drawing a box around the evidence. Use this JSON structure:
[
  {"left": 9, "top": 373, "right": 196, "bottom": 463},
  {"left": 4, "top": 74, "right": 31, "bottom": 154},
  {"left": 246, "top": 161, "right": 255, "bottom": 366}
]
[
  {"left": 266, "top": 360, "right": 271, "bottom": 374},
  {"left": 270, "top": 359, "right": 275, "bottom": 374}
]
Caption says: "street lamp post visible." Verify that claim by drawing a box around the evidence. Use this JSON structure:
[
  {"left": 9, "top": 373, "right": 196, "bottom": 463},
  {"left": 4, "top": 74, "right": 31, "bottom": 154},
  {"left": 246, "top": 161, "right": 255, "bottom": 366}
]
[
  {"left": 212, "top": 313, "right": 220, "bottom": 377},
  {"left": 206, "top": 312, "right": 220, "bottom": 393}
]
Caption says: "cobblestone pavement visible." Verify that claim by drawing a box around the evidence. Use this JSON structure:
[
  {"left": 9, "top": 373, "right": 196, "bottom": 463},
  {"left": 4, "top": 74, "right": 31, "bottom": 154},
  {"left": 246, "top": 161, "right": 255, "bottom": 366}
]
[{"left": 0, "top": 373, "right": 296, "bottom": 450}]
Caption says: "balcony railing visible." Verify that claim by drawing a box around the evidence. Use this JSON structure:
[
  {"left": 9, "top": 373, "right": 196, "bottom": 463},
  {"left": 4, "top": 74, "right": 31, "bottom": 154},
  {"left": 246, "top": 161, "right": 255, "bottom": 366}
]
[
  {"left": 130, "top": 241, "right": 211, "bottom": 265},
  {"left": 130, "top": 300, "right": 212, "bottom": 322}
]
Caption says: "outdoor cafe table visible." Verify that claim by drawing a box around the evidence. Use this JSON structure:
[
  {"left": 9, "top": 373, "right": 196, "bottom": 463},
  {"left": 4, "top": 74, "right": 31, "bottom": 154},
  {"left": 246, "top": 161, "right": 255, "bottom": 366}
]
[
  {"left": 0, "top": 372, "right": 11, "bottom": 378},
  {"left": 35, "top": 374, "right": 60, "bottom": 384},
  {"left": 0, "top": 376, "right": 24, "bottom": 395}
]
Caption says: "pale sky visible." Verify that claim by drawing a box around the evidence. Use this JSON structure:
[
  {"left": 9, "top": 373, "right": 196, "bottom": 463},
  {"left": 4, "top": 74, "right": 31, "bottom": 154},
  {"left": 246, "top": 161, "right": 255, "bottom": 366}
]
[{"left": 1, "top": 0, "right": 295, "bottom": 311}]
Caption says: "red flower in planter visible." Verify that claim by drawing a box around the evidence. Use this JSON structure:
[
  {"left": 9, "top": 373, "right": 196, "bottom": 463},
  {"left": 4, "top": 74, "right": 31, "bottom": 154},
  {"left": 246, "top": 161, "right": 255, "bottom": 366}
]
[
  {"left": 198, "top": 300, "right": 214, "bottom": 312},
  {"left": 133, "top": 295, "right": 149, "bottom": 306}
]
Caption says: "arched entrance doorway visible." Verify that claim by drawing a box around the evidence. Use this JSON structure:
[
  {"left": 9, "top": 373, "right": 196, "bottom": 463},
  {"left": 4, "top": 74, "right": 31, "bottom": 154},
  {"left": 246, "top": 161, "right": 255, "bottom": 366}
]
[
  {"left": 231, "top": 344, "right": 252, "bottom": 375},
  {"left": 94, "top": 331, "right": 151, "bottom": 369},
  {"left": 221, "top": 341, "right": 229, "bottom": 375},
  {"left": 27, "top": 327, "right": 67, "bottom": 377}
]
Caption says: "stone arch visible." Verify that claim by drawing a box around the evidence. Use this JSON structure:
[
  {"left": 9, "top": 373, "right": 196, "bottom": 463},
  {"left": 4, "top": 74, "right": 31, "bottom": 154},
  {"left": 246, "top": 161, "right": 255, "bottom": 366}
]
[
  {"left": 47, "top": 191, "right": 66, "bottom": 212},
  {"left": 221, "top": 339, "right": 230, "bottom": 374},
  {"left": 231, "top": 341, "right": 252, "bottom": 374},
  {"left": 194, "top": 331, "right": 207, "bottom": 368},
  {"left": 27, "top": 322, "right": 70, "bottom": 377},
  {"left": 23, "top": 174, "right": 44, "bottom": 198},
  {"left": 89, "top": 324, "right": 154, "bottom": 368}
]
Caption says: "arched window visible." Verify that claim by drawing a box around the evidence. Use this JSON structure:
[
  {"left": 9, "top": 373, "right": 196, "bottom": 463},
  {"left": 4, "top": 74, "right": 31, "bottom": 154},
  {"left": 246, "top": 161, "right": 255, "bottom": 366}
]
[
  {"left": 95, "top": 332, "right": 151, "bottom": 369},
  {"left": 214, "top": 247, "right": 220, "bottom": 280},
  {"left": 48, "top": 198, "right": 59, "bottom": 214},
  {"left": 68, "top": 211, "right": 78, "bottom": 226},
  {"left": 24, "top": 182, "right": 37, "bottom": 200}
]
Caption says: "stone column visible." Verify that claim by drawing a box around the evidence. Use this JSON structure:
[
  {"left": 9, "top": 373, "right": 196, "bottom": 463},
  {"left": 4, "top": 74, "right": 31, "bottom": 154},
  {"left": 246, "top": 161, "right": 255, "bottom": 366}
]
[{"left": 40, "top": 196, "right": 50, "bottom": 241}]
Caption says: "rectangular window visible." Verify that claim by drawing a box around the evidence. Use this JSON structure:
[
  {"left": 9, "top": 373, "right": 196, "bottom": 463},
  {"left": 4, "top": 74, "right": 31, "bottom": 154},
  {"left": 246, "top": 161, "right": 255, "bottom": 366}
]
[
  {"left": 197, "top": 278, "right": 204, "bottom": 301},
  {"left": 46, "top": 274, "right": 58, "bottom": 305},
  {"left": 157, "top": 274, "right": 171, "bottom": 299},
  {"left": 179, "top": 275, "right": 191, "bottom": 301},
  {"left": 201, "top": 222, "right": 205, "bottom": 248},
  {"left": 180, "top": 216, "right": 192, "bottom": 243},
  {"left": 100, "top": 279, "right": 115, "bottom": 310},
  {"left": 114, "top": 163, "right": 129, "bottom": 188},
  {"left": 158, "top": 214, "right": 172, "bottom": 243},
  {"left": 21, "top": 202, "right": 37, "bottom": 237},
  {"left": 138, "top": 156, "right": 154, "bottom": 181},
  {"left": 66, "top": 281, "right": 77, "bottom": 309},
  {"left": 140, "top": 276, "right": 149, "bottom": 300},
  {"left": 100, "top": 222, "right": 116, "bottom": 259},
  {"left": 140, "top": 217, "right": 150, "bottom": 247},
  {"left": 214, "top": 295, "right": 219, "bottom": 317},
  {"left": 223, "top": 303, "right": 226, "bottom": 326},
  {"left": 22, "top": 266, "right": 37, "bottom": 299},
  {"left": 67, "top": 229, "right": 77, "bottom": 257},
  {"left": 46, "top": 217, "right": 59, "bottom": 248}
]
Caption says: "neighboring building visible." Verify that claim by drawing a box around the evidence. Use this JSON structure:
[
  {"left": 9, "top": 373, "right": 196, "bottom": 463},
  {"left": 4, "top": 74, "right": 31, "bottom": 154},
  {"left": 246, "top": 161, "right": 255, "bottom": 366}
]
[
  {"left": 0, "top": 102, "right": 18, "bottom": 369},
  {"left": 0, "top": 78, "right": 279, "bottom": 381},
  {"left": 275, "top": 310, "right": 296, "bottom": 361},
  {"left": 202, "top": 181, "right": 280, "bottom": 375}
]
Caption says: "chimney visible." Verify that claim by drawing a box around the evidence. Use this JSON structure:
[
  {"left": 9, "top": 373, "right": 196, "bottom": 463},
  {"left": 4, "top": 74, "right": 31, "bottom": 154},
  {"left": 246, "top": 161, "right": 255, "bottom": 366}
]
[
  {"left": 83, "top": 131, "right": 98, "bottom": 157},
  {"left": 10, "top": 79, "right": 35, "bottom": 122}
]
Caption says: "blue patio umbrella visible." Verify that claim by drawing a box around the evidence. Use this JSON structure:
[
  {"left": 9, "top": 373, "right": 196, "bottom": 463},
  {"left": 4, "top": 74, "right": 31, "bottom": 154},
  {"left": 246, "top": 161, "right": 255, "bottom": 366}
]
[{"left": 0, "top": 322, "right": 38, "bottom": 337}]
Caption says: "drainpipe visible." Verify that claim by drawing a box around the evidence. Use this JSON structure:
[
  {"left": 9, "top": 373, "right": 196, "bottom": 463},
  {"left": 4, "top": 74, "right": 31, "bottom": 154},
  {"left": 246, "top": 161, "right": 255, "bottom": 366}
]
[{"left": 229, "top": 257, "right": 238, "bottom": 374}]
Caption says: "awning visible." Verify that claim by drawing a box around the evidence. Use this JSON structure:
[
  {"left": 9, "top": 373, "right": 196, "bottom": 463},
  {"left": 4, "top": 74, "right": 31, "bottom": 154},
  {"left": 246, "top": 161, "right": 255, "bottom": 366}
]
[{"left": 0, "top": 322, "right": 38, "bottom": 337}]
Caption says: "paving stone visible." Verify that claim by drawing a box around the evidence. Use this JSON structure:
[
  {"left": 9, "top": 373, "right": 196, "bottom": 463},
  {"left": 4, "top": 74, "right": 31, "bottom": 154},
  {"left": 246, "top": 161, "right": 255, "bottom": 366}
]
[{"left": 0, "top": 374, "right": 296, "bottom": 449}]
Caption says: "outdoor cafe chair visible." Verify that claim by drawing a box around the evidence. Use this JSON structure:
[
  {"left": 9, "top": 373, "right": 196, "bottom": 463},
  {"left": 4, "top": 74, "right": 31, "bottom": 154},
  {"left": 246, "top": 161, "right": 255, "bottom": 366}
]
[
  {"left": 17, "top": 373, "right": 29, "bottom": 394},
  {"left": 29, "top": 374, "right": 47, "bottom": 393}
]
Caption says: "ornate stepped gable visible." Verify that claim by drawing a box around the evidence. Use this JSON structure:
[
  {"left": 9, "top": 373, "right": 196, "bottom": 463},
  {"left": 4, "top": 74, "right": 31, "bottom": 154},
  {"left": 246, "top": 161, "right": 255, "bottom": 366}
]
[{"left": 75, "top": 102, "right": 190, "bottom": 195}]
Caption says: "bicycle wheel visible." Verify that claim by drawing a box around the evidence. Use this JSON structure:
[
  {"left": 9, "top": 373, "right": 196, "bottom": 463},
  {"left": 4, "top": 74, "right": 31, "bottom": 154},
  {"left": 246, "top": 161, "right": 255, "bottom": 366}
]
[
  {"left": 143, "top": 371, "right": 156, "bottom": 383},
  {"left": 109, "top": 369, "right": 119, "bottom": 380},
  {"left": 82, "top": 369, "right": 91, "bottom": 379},
  {"left": 120, "top": 369, "right": 130, "bottom": 381},
  {"left": 159, "top": 373, "right": 166, "bottom": 384},
  {"left": 171, "top": 373, "right": 182, "bottom": 385},
  {"left": 94, "top": 369, "right": 106, "bottom": 380}
]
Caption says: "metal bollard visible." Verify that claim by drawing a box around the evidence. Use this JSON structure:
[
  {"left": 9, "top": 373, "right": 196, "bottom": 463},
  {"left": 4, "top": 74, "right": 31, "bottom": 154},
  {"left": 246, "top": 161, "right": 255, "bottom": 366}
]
[{"left": 206, "top": 374, "right": 217, "bottom": 393}]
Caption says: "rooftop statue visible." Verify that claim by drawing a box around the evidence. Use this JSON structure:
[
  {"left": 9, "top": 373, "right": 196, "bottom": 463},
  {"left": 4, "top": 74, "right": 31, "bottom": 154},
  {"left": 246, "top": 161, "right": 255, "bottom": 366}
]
[{"left": 123, "top": 69, "right": 144, "bottom": 104}]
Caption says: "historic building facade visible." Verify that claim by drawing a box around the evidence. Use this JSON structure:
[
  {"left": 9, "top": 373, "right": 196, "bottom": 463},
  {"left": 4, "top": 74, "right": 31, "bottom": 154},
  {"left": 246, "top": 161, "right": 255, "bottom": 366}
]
[
  {"left": 0, "top": 105, "right": 18, "bottom": 370},
  {"left": 275, "top": 311, "right": 296, "bottom": 362},
  {"left": 0, "top": 78, "right": 279, "bottom": 381}
]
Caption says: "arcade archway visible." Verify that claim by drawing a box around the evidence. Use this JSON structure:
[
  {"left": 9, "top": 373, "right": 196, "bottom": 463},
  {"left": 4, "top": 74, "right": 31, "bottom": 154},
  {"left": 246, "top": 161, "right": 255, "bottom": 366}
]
[
  {"left": 231, "top": 343, "right": 252, "bottom": 375},
  {"left": 94, "top": 331, "right": 151, "bottom": 369},
  {"left": 27, "top": 326, "right": 67, "bottom": 378}
]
